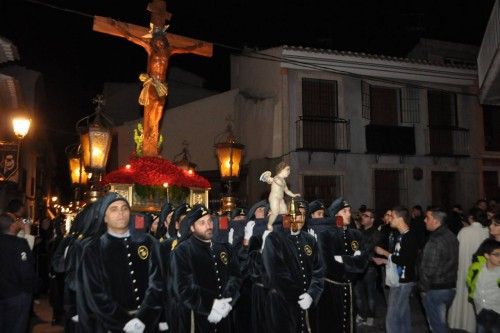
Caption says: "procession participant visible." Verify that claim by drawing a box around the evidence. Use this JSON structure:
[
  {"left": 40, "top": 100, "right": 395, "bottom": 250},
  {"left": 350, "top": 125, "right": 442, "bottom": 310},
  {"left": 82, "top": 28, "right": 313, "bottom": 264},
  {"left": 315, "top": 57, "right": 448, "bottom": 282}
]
[
  {"left": 228, "top": 207, "right": 247, "bottom": 249},
  {"left": 155, "top": 202, "right": 173, "bottom": 241},
  {"left": 245, "top": 200, "right": 269, "bottom": 243},
  {"left": 315, "top": 198, "right": 368, "bottom": 333},
  {"left": 307, "top": 200, "right": 333, "bottom": 239},
  {"left": 170, "top": 204, "right": 242, "bottom": 332},
  {"left": 79, "top": 193, "right": 164, "bottom": 333},
  {"left": 167, "top": 203, "right": 190, "bottom": 240},
  {"left": 262, "top": 208, "right": 324, "bottom": 332}
]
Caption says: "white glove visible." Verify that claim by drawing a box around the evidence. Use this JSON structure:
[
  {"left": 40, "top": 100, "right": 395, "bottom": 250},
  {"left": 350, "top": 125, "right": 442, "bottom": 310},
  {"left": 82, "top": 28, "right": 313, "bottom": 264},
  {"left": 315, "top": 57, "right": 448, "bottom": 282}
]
[
  {"left": 123, "top": 318, "right": 145, "bottom": 333},
  {"left": 159, "top": 322, "right": 169, "bottom": 331},
  {"left": 207, "top": 308, "right": 223, "bottom": 324},
  {"left": 212, "top": 297, "right": 233, "bottom": 318},
  {"left": 354, "top": 250, "right": 361, "bottom": 256},
  {"left": 308, "top": 228, "right": 317, "bottom": 240},
  {"left": 261, "top": 230, "right": 271, "bottom": 252},
  {"left": 334, "top": 255, "right": 343, "bottom": 263},
  {"left": 244, "top": 221, "right": 255, "bottom": 241},
  {"left": 297, "top": 293, "right": 313, "bottom": 310},
  {"left": 71, "top": 315, "right": 79, "bottom": 323},
  {"left": 228, "top": 228, "right": 234, "bottom": 245}
]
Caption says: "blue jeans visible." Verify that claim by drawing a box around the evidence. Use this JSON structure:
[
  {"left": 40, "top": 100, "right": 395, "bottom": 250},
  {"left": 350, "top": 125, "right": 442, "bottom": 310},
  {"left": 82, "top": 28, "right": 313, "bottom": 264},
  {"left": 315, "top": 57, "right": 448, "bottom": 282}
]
[
  {"left": 422, "top": 289, "right": 455, "bottom": 333},
  {"left": 386, "top": 282, "right": 414, "bottom": 333},
  {"left": 355, "top": 265, "right": 378, "bottom": 318},
  {"left": 0, "top": 292, "right": 32, "bottom": 333}
]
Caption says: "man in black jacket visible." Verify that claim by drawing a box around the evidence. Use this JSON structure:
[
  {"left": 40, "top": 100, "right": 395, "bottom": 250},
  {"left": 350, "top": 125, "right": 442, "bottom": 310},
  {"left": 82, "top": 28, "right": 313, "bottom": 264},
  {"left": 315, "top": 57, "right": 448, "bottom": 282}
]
[
  {"left": 0, "top": 213, "right": 36, "bottom": 333},
  {"left": 419, "top": 207, "right": 458, "bottom": 333},
  {"left": 170, "top": 204, "right": 242, "bottom": 332}
]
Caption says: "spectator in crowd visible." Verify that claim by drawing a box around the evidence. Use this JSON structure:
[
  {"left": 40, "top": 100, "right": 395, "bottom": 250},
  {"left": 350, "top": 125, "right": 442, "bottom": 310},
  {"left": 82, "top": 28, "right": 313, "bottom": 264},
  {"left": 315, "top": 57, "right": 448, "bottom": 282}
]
[
  {"left": 355, "top": 208, "right": 381, "bottom": 327},
  {"left": 0, "top": 213, "right": 37, "bottom": 333},
  {"left": 419, "top": 207, "right": 459, "bottom": 333},
  {"left": 447, "top": 204, "right": 465, "bottom": 235},
  {"left": 374, "top": 206, "right": 419, "bottom": 333},
  {"left": 449, "top": 208, "right": 490, "bottom": 332},
  {"left": 466, "top": 239, "right": 500, "bottom": 333},
  {"left": 410, "top": 204, "right": 427, "bottom": 250}
]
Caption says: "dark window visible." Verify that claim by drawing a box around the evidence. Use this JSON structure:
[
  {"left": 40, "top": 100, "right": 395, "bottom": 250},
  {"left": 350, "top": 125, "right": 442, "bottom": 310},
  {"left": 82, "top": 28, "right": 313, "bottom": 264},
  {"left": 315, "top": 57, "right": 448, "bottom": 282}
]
[
  {"left": 303, "top": 175, "right": 342, "bottom": 203},
  {"left": 428, "top": 91, "right": 458, "bottom": 155},
  {"left": 370, "top": 86, "right": 399, "bottom": 126},
  {"left": 483, "top": 105, "right": 500, "bottom": 152},
  {"left": 302, "top": 78, "right": 338, "bottom": 118},
  {"left": 374, "top": 169, "right": 406, "bottom": 212},
  {"left": 300, "top": 78, "right": 349, "bottom": 151}
]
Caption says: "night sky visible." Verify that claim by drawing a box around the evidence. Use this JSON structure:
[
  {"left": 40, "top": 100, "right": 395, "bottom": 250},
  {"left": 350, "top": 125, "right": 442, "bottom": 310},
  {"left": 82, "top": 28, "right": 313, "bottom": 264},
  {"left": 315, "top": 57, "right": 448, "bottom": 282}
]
[{"left": 0, "top": 0, "right": 495, "bottom": 198}]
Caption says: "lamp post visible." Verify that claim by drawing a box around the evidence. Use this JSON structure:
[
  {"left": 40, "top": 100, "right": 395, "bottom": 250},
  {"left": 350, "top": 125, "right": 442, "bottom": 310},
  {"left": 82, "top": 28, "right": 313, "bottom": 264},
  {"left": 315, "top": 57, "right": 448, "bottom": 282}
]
[
  {"left": 214, "top": 120, "right": 244, "bottom": 213},
  {"left": 173, "top": 140, "right": 197, "bottom": 175},
  {"left": 76, "top": 95, "right": 113, "bottom": 202}
]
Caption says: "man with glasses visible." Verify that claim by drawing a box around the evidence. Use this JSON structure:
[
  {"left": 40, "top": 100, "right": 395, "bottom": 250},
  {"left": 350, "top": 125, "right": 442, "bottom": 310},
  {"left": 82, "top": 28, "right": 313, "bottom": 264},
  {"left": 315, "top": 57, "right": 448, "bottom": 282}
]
[{"left": 355, "top": 209, "right": 381, "bottom": 327}]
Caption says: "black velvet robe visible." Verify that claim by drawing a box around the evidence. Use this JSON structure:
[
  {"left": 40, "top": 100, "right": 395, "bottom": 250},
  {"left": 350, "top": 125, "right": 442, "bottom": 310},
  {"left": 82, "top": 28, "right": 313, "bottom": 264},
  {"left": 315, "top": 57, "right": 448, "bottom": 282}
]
[
  {"left": 316, "top": 227, "right": 368, "bottom": 333},
  {"left": 159, "top": 237, "right": 190, "bottom": 332},
  {"left": 79, "top": 232, "right": 164, "bottom": 333},
  {"left": 170, "top": 236, "right": 242, "bottom": 333},
  {"left": 262, "top": 230, "right": 324, "bottom": 333}
]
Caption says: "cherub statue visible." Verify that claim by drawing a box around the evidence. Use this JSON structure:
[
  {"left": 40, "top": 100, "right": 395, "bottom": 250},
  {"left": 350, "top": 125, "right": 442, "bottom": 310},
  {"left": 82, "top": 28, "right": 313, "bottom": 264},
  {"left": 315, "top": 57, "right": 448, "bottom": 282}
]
[{"left": 260, "top": 162, "right": 300, "bottom": 230}]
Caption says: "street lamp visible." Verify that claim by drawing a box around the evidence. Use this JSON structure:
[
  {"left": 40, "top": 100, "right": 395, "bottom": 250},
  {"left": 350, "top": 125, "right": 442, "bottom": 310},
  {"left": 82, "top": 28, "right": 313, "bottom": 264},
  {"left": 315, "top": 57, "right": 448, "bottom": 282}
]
[
  {"left": 76, "top": 95, "right": 113, "bottom": 174},
  {"left": 214, "top": 120, "right": 245, "bottom": 212},
  {"left": 11, "top": 114, "right": 31, "bottom": 139},
  {"left": 173, "top": 140, "right": 197, "bottom": 174}
]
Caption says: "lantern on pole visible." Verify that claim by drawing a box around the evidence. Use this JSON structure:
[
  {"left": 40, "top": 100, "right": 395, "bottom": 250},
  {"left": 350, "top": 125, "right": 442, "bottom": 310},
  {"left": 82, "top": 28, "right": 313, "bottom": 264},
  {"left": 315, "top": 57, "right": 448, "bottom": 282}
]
[
  {"left": 11, "top": 115, "right": 31, "bottom": 139},
  {"left": 76, "top": 95, "right": 113, "bottom": 174},
  {"left": 214, "top": 119, "right": 244, "bottom": 212}
]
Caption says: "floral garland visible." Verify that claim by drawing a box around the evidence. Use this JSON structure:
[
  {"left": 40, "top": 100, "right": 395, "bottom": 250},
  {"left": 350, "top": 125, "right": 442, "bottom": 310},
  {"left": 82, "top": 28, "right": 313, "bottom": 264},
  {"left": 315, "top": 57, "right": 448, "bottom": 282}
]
[{"left": 102, "top": 156, "right": 210, "bottom": 189}]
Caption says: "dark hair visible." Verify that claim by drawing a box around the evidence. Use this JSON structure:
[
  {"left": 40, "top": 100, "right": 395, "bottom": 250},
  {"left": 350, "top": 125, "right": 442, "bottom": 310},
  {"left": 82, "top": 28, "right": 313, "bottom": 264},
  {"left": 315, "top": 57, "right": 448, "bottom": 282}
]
[
  {"left": 427, "top": 207, "right": 447, "bottom": 224},
  {"left": 6, "top": 199, "right": 23, "bottom": 214},
  {"left": 469, "top": 207, "right": 488, "bottom": 227},
  {"left": 453, "top": 204, "right": 463, "bottom": 210},
  {"left": 412, "top": 205, "right": 423, "bottom": 213},
  {"left": 0, "top": 213, "right": 15, "bottom": 233},
  {"left": 392, "top": 206, "right": 409, "bottom": 224},
  {"left": 478, "top": 239, "right": 500, "bottom": 256}
]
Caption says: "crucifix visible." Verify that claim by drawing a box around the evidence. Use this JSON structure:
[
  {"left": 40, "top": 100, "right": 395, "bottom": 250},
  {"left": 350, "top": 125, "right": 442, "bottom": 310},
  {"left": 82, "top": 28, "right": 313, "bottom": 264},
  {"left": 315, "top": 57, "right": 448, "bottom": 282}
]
[{"left": 93, "top": 0, "right": 213, "bottom": 157}]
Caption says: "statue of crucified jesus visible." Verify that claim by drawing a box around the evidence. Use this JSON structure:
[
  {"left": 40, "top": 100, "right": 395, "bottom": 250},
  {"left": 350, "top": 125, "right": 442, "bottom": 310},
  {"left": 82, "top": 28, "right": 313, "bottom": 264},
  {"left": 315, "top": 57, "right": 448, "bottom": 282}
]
[{"left": 93, "top": 0, "right": 213, "bottom": 157}]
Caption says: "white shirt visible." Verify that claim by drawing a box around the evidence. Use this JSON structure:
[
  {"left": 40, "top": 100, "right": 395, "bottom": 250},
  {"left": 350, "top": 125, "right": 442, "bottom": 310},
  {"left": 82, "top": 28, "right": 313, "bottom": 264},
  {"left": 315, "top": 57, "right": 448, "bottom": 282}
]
[{"left": 474, "top": 265, "right": 500, "bottom": 314}]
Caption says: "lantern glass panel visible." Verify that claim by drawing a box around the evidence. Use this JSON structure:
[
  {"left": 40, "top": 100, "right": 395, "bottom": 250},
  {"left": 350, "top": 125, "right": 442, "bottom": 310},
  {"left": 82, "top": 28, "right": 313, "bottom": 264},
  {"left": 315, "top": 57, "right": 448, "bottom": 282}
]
[
  {"left": 69, "top": 157, "right": 88, "bottom": 185},
  {"left": 88, "top": 126, "right": 111, "bottom": 172}
]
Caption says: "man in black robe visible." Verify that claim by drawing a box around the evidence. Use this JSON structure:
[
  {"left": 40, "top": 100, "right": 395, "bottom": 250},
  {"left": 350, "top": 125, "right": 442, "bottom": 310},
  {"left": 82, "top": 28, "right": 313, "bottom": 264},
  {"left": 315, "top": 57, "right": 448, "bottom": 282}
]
[
  {"left": 262, "top": 211, "right": 324, "bottom": 333},
  {"left": 170, "top": 204, "right": 242, "bottom": 333},
  {"left": 79, "top": 193, "right": 164, "bottom": 333},
  {"left": 316, "top": 199, "right": 368, "bottom": 333}
]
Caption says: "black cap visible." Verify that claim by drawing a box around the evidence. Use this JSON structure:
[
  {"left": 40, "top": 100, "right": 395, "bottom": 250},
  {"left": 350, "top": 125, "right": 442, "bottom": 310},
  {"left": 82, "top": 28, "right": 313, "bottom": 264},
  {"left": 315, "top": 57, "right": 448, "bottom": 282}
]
[
  {"left": 308, "top": 200, "right": 325, "bottom": 216},
  {"left": 183, "top": 204, "right": 210, "bottom": 226},
  {"left": 328, "top": 197, "right": 351, "bottom": 217},
  {"left": 230, "top": 207, "right": 247, "bottom": 220},
  {"left": 296, "top": 200, "right": 309, "bottom": 210},
  {"left": 168, "top": 203, "right": 191, "bottom": 238}
]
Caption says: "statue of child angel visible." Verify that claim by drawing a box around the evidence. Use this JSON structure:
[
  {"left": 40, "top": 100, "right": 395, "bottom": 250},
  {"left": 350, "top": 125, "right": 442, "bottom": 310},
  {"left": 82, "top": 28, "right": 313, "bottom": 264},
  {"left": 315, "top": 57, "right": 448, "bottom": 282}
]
[{"left": 259, "top": 162, "right": 301, "bottom": 230}]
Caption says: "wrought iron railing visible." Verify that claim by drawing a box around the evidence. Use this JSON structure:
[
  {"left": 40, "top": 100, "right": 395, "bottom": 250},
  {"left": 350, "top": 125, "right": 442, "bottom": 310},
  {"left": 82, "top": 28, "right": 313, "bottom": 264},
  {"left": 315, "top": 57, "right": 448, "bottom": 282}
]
[
  {"left": 296, "top": 116, "right": 350, "bottom": 151},
  {"left": 425, "top": 126, "right": 470, "bottom": 156}
]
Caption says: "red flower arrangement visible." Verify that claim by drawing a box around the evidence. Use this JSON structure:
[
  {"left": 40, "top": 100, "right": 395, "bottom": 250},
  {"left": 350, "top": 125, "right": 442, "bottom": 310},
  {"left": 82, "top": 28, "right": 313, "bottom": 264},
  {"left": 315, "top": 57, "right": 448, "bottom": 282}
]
[{"left": 102, "top": 156, "right": 210, "bottom": 189}]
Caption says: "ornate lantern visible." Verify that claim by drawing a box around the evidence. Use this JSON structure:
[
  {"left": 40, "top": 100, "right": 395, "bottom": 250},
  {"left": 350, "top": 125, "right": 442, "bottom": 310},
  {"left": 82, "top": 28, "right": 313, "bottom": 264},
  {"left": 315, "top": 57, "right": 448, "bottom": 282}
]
[
  {"left": 66, "top": 144, "right": 88, "bottom": 186},
  {"left": 76, "top": 95, "right": 113, "bottom": 173},
  {"left": 214, "top": 120, "right": 245, "bottom": 212}
]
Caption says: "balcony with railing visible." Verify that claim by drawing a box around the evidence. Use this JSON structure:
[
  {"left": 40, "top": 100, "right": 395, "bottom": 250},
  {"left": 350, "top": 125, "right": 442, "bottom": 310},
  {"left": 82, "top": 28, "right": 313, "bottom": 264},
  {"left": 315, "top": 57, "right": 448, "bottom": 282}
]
[
  {"left": 296, "top": 116, "right": 350, "bottom": 152},
  {"left": 478, "top": 0, "right": 500, "bottom": 104},
  {"left": 425, "top": 126, "right": 470, "bottom": 157},
  {"left": 365, "top": 124, "right": 415, "bottom": 155}
]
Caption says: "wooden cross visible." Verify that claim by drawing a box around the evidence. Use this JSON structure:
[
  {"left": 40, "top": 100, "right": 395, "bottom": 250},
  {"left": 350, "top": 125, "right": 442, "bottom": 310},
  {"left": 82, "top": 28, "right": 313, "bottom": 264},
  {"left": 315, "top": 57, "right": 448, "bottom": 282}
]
[{"left": 93, "top": 0, "right": 213, "bottom": 157}]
